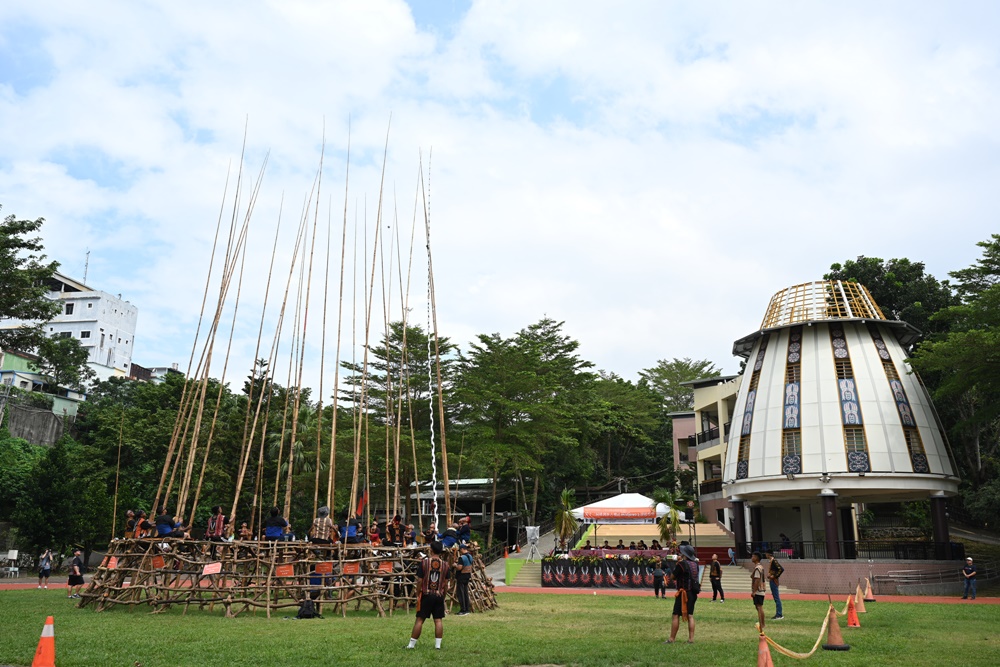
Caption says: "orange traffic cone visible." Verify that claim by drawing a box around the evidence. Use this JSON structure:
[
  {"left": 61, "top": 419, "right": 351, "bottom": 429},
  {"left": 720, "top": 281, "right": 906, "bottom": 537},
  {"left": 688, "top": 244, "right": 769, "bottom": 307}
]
[
  {"left": 864, "top": 577, "right": 876, "bottom": 602},
  {"left": 31, "top": 616, "right": 55, "bottom": 667},
  {"left": 822, "top": 604, "right": 851, "bottom": 651},
  {"left": 516, "top": 544, "right": 521, "bottom": 553},
  {"left": 846, "top": 594, "right": 861, "bottom": 628},
  {"left": 855, "top": 585, "right": 867, "bottom": 614},
  {"left": 503, "top": 547, "right": 509, "bottom": 558},
  {"left": 757, "top": 633, "right": 775, "bottom": 667}
]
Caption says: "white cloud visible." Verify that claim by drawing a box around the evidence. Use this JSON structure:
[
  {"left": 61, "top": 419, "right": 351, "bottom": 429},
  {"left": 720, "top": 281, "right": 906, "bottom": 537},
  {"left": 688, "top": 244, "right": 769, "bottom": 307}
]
[{"left": 1, "top": 0, "right": 998, "bottom": 388}]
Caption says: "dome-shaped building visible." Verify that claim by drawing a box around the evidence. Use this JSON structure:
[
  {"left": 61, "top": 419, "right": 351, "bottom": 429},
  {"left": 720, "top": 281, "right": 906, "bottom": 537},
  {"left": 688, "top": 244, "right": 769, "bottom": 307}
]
[{"left": 722, "top": 280, "right": 959, "bottom": 560}]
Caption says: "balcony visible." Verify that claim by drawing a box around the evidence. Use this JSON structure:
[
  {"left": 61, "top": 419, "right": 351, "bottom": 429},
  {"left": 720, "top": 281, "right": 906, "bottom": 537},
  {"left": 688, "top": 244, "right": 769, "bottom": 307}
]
[{"left": 699, "top": 478, "right": 723, "bottom": 495}]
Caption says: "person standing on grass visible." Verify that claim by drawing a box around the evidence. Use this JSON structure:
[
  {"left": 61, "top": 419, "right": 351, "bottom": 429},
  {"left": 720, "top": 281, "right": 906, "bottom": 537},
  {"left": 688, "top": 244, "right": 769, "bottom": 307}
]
[
  {"left": 962, "top": 557, "right": 977, "bottom": 599},
  {"left": 709, "top": 553, "right": 724, "bottom": 602},
  {"left": 38, "top": 548, "right": 53, "bottom": 589},
  {"left": 751, "top": 551, "right": 766, "bottom": 632},
  {"left": 456, "top": 543, "right": 474, "bottom": 615},
  {"left": 664, "top": 544, "right": 699, "bottom": 644},
  {"left": 652, "top": 558, "right": 666, "bottom": 599},
  {"left": 67, "top": 548, "right": 85, "bottom": 599},
  {"left": 765, "top": 549, "right": 784, "bottom": 619},
  {"left": 406, "top": 541, "right": 451, "bottom": 650}
]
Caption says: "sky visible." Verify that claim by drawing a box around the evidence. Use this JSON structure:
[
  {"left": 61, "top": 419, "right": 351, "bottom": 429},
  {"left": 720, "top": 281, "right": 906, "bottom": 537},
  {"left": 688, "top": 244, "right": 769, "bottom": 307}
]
[{"left": 1, "top": 1, "right": 998, "bottom": 391}]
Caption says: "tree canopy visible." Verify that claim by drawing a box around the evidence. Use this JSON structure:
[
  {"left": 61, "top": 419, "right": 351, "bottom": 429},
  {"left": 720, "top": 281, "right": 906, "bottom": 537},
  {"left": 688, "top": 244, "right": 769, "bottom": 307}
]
[{"left": 0, "top": 208, "right": 60, "bottom": 351}]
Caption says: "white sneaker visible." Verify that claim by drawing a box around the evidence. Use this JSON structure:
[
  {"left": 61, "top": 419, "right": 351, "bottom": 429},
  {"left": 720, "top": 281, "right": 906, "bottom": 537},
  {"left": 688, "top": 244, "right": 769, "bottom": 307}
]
[
  {"left": 44, "top": 585, "right": 48, "bottom": 589},
  {"left": 38, "top": 585, "right": 41, "bottom": 589}
]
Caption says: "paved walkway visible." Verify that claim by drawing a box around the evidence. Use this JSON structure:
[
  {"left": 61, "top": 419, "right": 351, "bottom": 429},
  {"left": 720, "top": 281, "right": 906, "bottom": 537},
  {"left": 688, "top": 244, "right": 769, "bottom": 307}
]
[{"left": 498, "top": 586, "right": 997, "bottom": 604}]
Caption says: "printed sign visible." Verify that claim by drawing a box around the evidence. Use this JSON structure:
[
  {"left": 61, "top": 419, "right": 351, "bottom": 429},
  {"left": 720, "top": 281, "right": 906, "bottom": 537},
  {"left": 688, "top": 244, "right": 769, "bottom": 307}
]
[
  {"left": 151, "top": 555, "right": 165, "bottom": 569},
  {"left": 342, "top": 562, "right": 360, "bottom": 575},
  {"left": 378, "top": 561, "right": 393, "bottom": 574},
  {"left": 275, "top": 564, "right": 294, "bottom": 577},
  {"left": 202, "top": 562, "right": 222, "bottom": 575},
  {"left": 107, "top": 557, "right": 118, "bottom": 570},
  {"left": 315, "top": 562, "right": 334, "bottom": 574}
]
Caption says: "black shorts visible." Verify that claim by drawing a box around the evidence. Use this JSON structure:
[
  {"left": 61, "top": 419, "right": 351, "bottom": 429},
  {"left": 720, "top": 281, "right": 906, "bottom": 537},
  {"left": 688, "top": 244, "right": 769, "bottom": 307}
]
[
  {"left": 672, "top": 591, "right": 696, "bottom": 616},
  {"left": 68, "top": 574, "right": 85, "bottom": 586},
  {"left": 39, "top": 568, "right": 51, "bottom": 578},
  {"left": 417, "top": 593, "right": 445, "bottom": 619},
  {"left": 753, "top": 593, "right": 765, "bottom": 607}
]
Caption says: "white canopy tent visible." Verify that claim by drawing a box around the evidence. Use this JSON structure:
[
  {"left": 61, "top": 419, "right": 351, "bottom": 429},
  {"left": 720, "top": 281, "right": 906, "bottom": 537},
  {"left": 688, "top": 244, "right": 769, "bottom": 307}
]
[{"left": 570, "top": 492, "right": 686, "bottom": 524}]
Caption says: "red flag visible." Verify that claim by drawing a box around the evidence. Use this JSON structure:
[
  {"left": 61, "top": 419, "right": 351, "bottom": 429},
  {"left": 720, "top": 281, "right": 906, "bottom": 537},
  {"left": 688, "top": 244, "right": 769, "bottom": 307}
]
[{"left": 355, "top": 489, "right": 369, "bottom": 517}]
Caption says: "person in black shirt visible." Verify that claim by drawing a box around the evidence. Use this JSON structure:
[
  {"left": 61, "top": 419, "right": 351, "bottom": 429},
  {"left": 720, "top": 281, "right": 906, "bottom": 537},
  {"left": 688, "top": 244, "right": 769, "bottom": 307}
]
[
  {"left": 263, "top": 507, "right": 289, "bottom": 540},
  {"left": 665, "top": 544, "right": 698, "bottom": 644},
  {"left": 67, "top": 548, "right": 85, "bottom": 598},
  {"left": 962, "top": 557, "right": 977, "bottom": 599},
  {"left": 709, "top": 553, "right": 724, "bottom": 602}
]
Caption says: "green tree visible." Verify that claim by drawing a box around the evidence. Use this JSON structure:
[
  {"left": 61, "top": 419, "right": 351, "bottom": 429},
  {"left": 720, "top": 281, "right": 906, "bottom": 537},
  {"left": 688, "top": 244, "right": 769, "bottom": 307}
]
[
  {"left": 652, "top": 487, "right": 685, "bottom": 544},
  {"left": 825, "top": 256, "right": 958, "bottom": 338},
  {"left": 553, "top": 488, "right": 578, "bottom": 551},
  {"left": 0, "top": 431, "right": 44, "bottom": 521},
  {"left": 639, "top": 358, "right": 719, "bottom": 413},
  {"left": 35, "top": 335, "right": 96, "bottom": 391},
  {"left": 0, "top": 207, "right": 61, "bottom": 351}
]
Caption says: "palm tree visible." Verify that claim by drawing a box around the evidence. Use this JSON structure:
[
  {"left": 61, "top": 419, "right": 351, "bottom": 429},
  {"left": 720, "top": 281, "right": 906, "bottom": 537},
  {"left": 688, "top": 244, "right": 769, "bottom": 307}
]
[
  {"left": 653, "top": 487, "right": 684, "bottom": 544},
  {"left": 553, "top": 488, "right": 578, "bottom": 551}
]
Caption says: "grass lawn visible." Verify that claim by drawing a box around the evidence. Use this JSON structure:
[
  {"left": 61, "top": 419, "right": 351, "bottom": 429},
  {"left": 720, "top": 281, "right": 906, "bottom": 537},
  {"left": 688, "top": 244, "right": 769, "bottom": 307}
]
[{"left": 0, "top": 590, "right": 997, "bottom": 666}]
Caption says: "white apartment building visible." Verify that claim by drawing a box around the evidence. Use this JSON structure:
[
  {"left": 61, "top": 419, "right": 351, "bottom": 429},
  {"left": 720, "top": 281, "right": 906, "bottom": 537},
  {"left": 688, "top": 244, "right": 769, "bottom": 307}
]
[{"left": 1, "top": 272, "right": 139, "bottom": 382}]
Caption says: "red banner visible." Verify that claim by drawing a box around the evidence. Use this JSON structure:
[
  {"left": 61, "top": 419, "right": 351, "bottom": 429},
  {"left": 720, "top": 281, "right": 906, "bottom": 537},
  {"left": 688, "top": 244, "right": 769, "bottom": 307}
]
[{"left": 581, "top": 507, "right": 655, "bottom": 520}]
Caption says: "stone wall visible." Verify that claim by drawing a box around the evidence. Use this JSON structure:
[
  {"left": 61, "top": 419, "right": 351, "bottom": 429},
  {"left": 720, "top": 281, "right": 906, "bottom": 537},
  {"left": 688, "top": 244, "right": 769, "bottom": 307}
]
[{"left": 6, "top": 403, "right": 72, "bottom": 446}]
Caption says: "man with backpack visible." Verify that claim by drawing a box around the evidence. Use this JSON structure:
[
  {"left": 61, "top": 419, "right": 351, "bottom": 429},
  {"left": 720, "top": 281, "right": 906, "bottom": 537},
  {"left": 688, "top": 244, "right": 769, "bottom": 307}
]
[{"left": 406, "top": 541, "right": 451, "bottom": 650}]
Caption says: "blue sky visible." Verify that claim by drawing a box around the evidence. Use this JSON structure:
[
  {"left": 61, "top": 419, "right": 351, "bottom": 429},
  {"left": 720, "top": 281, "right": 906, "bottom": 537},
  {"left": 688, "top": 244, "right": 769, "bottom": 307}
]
[{"left": 1, "top": 1, "right": 999, "bottom": 390}]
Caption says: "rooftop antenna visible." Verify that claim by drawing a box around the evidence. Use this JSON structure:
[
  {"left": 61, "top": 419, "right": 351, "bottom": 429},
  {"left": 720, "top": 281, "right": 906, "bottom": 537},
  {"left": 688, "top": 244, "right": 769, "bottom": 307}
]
[{"left": 83, "top": 249, "right": 91, "bottom": 284}]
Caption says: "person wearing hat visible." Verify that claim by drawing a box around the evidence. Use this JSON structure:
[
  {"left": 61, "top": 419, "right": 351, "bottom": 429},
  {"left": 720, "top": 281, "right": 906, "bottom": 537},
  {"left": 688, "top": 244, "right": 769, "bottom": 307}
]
[
  {"left": 665, "top": 543, "right": 699, "bottom": 644},
  {"left": 309, "top": 506, "right": 335, "bottom": 545},
  {"left": 67, "top": 548, "right": 86, "bottom": 599},
  {"left": 961, "top": 557, "right": 977, "bottom": 600},
  {"left": 456, "top": 542, "right": 474, "bottom": 615}
]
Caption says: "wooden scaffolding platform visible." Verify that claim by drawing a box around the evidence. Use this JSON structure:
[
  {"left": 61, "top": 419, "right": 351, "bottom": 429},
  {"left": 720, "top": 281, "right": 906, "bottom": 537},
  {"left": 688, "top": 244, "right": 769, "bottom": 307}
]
[{"left": 79, "top": 538, "right": 498, "bottom": 618}]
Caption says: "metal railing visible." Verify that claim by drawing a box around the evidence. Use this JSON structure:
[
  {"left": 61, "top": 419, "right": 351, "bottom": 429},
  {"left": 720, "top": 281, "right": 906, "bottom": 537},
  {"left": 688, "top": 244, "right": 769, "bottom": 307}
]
[
  {"left": 699, "top": 479, "right": 723, "bottom": 495},
  {"left": 744, "top": 540, "right": 965, "bottom": 561}
]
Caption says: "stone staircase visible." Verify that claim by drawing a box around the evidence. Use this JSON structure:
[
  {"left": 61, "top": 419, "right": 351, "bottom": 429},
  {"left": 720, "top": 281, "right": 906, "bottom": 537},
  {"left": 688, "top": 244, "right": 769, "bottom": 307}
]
[{"left": 509, "top": 561, "right": 541, "bottom": 587}]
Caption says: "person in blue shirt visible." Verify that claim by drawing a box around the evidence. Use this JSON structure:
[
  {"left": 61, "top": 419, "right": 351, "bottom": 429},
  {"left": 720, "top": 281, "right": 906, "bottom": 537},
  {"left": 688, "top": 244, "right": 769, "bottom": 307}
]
[
  {"left": 457, "top": 516, "right": 472, "bottom": 545},
  {"left": 440, "top": 522, "right": 459, "bottom": 549},
  {"left": 455, "top": 543, "right": 474, "bottom": 615},
  {"left": 155, "top": 507, "right": 187, "bottom": 538},
  {"left": 341, "top": 513, "right": 362, "bottom": 544},
  {"left": 263, "top": 507, "right": 289, "bottom": 541}
]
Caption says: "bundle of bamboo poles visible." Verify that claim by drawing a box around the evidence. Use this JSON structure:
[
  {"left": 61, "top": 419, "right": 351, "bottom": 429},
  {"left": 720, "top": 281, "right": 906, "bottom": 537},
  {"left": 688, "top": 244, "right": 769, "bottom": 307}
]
[
  {"left": 132, "top": 132, "right": 454, "bottom": 561},
  {"left": 79, "top": 538, "right": 498, "bottom": 618}
]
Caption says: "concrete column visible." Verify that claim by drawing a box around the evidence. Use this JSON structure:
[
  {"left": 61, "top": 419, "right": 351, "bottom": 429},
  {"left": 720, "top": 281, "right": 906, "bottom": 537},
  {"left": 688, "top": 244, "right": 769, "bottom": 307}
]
[
  {"left": 840, "top": 507, "right": 856, "bottom": 559},
  {"left": 750, "top": 505, "right": 763, "bottom": 548},
  {"left": 718, "top": 397, "right": 730, "bottom": 442},
  {"left": 821, "top": 491, "right": 840, "bottom": 559},
  {"left": 930, "top": 493, "right": 950, "bottom": 560},
  {"left": 730, "top": 497, "right": 748, "bottom": 558}
]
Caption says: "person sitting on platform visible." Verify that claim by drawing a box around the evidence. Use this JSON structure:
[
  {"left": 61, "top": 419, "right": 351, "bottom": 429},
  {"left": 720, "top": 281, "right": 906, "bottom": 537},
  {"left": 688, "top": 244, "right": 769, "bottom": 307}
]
[
  {"left": 206, "top": 505, "right": 227, "bottom": 557},
  {"left": 601, "top": 540, "right": 611, "bottom": 549},
  {"left": 369, "top": 522, "right": 382, "bottom": 546},
  {"left": 238, "top": 522, "right": 253, "bottom": 541},
  {"left": 457, "top": 516, "right": 472, "bottom": 545},
  {"left": 615, "top": 539, "right": 626, "bottom": 550},
  {"left": 133, "top": 510, "right": 152, "bottom": 538},
  {"left": 263, "top": 507, "right": 289, "bottom": 541},
  {"left": 155, "top": 507, "right": 188, "bottom": 538},
  {"left": 440, "top": 522, "right": 460, "bottom": 549},
  {"left": 342, "top": 513, "right": 362, "bottom": 544},
  {"left": 637, "top": 540, "right": 647, "bottom": 550},
  {"left": 309, "top": 506, "right": 335, "bottom": 545},
  {"left": 386, "top": 515, "right": 404, "bottom": 546},
  {"left": 422, "top": 522, "right": 438, "bottom": 544},
  {"left": 651, "top": 540, "right": 662, "bottom": 551},
  {"left": 628, "top": 541, "right": 637, "bottom": 550},
  {"left": 123, "top": 509, "right": 135, "bottom": 538},
  {"left": 405, "top": 524, "right": 417, "bottom": 546},
  {"left": 581, "top": 540, "right": 593, "bottom": 550}
]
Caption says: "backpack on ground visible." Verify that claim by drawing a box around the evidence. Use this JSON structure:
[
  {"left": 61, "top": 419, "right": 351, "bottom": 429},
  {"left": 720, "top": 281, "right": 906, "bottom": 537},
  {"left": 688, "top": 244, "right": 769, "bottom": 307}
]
[{"left": 296, "top": 598, "right": 319, "bottom": 619}]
